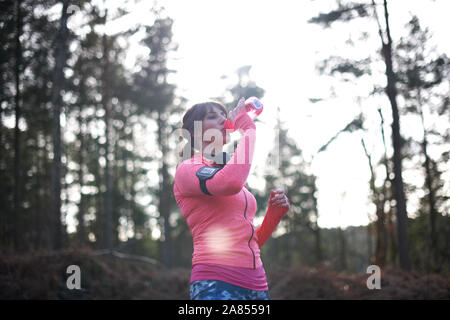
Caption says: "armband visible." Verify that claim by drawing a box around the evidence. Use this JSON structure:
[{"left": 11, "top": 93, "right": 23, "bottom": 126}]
[{"left": 196, "top": 166, "right": 222, "bottom": 195}]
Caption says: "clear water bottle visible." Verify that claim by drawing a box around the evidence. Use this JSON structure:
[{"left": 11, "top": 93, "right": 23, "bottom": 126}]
[{"left": 224, "top": 97, "right": 263, "bottom": 131}]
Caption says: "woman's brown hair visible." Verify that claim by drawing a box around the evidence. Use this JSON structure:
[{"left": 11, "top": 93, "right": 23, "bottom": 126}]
[{"left": 179, "top": 101, "right": 228, "bottom": 161}]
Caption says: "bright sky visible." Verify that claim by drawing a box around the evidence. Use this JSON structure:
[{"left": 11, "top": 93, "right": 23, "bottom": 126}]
[
  {"left": 63, "top": 0, "right": 450, "bottom": 231},
  {"left": 153, "top": 0, "right": 449, "bottom": 229}
]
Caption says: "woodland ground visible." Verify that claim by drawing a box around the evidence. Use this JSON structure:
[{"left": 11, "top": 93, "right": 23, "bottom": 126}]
[{"left": 0, "top": 248, "right": 448, "bottom": 300}]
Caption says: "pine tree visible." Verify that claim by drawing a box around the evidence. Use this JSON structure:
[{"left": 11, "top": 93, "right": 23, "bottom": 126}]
[
  {"left": 50, "top": 0, "right": 71, "bottom": 250},
  {"left": 309, "top": 0, "right": 411, "bottom": 270},
  {"left": 132, "top": 17, "right": 178, "bottom": 268},
  {"left": 395, "top": 16, "right": 450, "bottom": 272}
]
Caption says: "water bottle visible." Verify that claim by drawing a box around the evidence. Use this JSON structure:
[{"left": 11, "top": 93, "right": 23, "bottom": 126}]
[
  {"left": 224, "top": 97, "right": 263, "bottom": 131},
  {"left": 245, "top": 96, "right": 264, "bottom": 120}
]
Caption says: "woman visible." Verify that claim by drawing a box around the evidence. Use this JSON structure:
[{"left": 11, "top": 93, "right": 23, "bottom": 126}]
[{"left": 174, "top": 97, "right": 290, "bottom": 300}]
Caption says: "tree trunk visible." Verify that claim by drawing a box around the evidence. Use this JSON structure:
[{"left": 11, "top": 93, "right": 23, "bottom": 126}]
[
  {"left": 77, "top": 104, "right": 86, "bottom": 246},
  {"left": 157, "top": 111, "right": 172, "bottom": 268},
  {"left": 417, "top": 88, "right": 439, "bottom": 270},
  {"left": 311, "top": 181, "right": 322, "bottom": 265},
  {"left": 367, "top": 222, "right": 373, "bottom": 264},
  {"left": 361, "top": 138, "right": 387, "bottom": 266},
  {"left": 112, "top": 139, "right": 120, "bottom": 247},
  {"left": 35, "top": 146, "right": 44, "bottom": 249},
  {"left": 381, "top": 0, "right": 411, "bottom": 270},
  {"left": 13, "top": 0, "right": 23, "bottom": 252},
  {"left": 102, "top": 30, "right": 113, "bottom": 250},
  {"left": 51, "top": 0, "right": 70, "bottom": 250},
  {"left": 314, "top": 227, "right": 322, "bottom": 266},
  {"left": 130, "top": 156, "right": 140, "bottom": 238},
  {"left": 386, "top": 206, "right": 397, "bottom": 264},
  {"left": 375, "top": 201, "right": 387, "bottom": 266},
  {"left": 338, "top": 226, "right": 347, "bottom": 271},
  {"left": 377, "top": 107, "right": 397, "bottom": 266},
  {"left": 94, "top": 138, "right": 103, "bottom": 247}
]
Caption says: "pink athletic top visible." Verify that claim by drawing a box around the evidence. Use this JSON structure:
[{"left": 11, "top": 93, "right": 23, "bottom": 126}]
[{"left": 174, "top": 112, "right": 288, "bottom": 290}]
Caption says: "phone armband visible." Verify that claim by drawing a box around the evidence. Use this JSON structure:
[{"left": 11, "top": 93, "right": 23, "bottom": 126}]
[{"left": 196, "top": 166, "right": 222, "bottom": 195}]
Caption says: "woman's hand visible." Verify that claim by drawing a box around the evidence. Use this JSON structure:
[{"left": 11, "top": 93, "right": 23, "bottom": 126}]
[
  {"left": 269, "top": 189, "right": 290, "bottom": 209},
  {"left": 228, "top": 97, "right": 247, "bottom": 125}
]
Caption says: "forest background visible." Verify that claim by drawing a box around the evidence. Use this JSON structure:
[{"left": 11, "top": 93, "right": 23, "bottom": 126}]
[{"left": 1, "top": 0, "right": 449, "bottom": 299}]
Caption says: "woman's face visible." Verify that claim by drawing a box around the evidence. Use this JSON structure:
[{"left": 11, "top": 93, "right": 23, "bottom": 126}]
[{"left": 202, "top": 105, "right": 230, "bottom": 147}]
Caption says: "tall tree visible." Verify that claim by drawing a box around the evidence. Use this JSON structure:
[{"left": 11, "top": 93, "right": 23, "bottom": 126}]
[
  {"left": 377, "top": 0, "right": 410, "bottom": 270},
  {"left": 65, "top": 2, "right": 138, "bottom": 249},
  {"left": 309, "top": 0, "right": 411, "bottom": 270},
  {"left": 20, "top": 0, "right": 60, "bottom": 250},
  {"left": 101, "top": 12, "right": 113, "bottom": 250},
  {"left": 361, "top": 136, "right": 387, "bottom": 266},
  {"left": 50, "top": 0, "right": 70, "bottom": 250},
  {"left": 13, "top": 0, "right": 23, "bottom": 252},
  {"left": 133, "top": 17, "right": 178, "bottom": 268},
  {"left": 395, "top": 16, "right": 450, "bottom": 271},
  {"left": 0, "top": 0, "right": 21, "bottom": 251},
  {"left": 1, "top": 0, "right": 170, "bottom": 254},
  {"left": 377, "top": 108, "right": 397, "bottom": 265},
  {"left": 93, "top": 4, "right": 138, "bottom": 249},
  {"left": 265, "top": 108, "right": 322, "bottom": 267}
]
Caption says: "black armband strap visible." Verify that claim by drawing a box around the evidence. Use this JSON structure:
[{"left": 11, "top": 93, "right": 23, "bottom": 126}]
[{"left": 196, "top": 166, "right": 222, "bottom": 195}]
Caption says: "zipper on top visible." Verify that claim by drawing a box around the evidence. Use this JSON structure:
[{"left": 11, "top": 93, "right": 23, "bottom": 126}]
[{"left": 242, "top": 190, "right": 256, "bottom": 269}]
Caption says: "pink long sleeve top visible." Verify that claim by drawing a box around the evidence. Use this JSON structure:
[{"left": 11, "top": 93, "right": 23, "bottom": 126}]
[{"left": 173, "top": 112, "right": 288, "bottom": 288}]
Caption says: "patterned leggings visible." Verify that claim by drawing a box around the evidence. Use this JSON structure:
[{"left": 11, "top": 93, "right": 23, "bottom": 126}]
[{"left": 190, "top": 280, "right": 270, "bottom": 300}]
